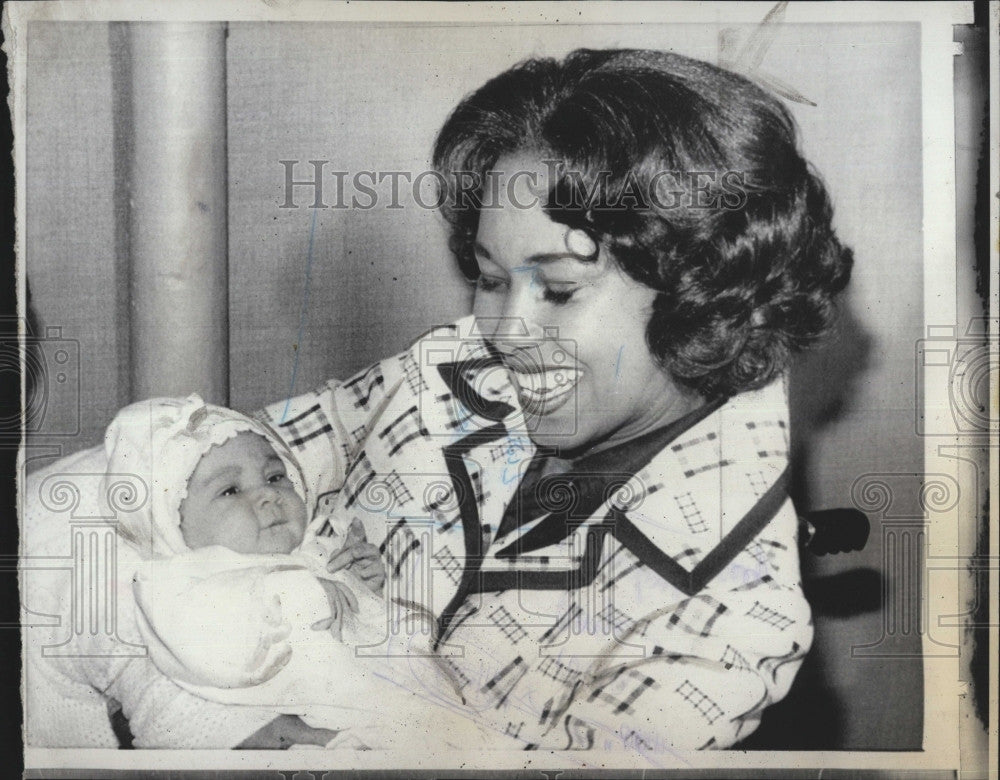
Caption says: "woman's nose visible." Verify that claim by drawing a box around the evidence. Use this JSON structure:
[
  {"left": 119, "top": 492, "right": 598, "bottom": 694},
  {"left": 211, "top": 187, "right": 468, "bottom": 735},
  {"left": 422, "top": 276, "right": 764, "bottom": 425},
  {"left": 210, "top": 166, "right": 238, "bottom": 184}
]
[
  {"left": 484, "top": 289, "right": 547, "bottom": 342},
  {"left": 499, "top": 290, "right": 535, "bottom": 332}
]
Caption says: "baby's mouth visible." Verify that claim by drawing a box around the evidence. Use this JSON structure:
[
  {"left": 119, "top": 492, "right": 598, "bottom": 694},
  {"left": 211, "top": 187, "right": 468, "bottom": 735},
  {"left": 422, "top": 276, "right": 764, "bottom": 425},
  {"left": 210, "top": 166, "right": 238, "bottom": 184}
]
[
  {"left": 261, "top": 515, "right": 287, "bottom": 530},
  {"left": 510, "top": 367, "right": 583, "bottom": 416}
]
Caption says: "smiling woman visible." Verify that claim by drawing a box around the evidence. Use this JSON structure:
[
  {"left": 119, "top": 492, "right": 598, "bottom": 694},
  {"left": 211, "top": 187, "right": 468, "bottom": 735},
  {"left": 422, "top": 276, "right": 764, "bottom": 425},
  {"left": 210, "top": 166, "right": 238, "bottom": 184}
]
[
  {"left": 250, "top": 47, "right": 855, "bottom": 752},
  {"left": 433, "top": 48, "right": 853, "bottom": 407},
  {"left": 469, "top": 156, "right": 703, "bottom": 455}
]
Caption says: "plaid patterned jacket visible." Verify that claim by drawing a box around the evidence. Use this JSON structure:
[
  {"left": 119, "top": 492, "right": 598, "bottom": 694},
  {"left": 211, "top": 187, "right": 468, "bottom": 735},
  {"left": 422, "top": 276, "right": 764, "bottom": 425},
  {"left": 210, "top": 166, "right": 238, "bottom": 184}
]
[{"left": 257, "top": 317, "right": 812, "bottom": 752}]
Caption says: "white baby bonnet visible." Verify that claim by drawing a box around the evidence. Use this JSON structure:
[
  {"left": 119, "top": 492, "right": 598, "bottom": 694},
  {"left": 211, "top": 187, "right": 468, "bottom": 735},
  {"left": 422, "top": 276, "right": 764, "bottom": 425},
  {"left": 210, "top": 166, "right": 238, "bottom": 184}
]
[{"left": 101, "top": 394, "right": 307, "bottom": 559}]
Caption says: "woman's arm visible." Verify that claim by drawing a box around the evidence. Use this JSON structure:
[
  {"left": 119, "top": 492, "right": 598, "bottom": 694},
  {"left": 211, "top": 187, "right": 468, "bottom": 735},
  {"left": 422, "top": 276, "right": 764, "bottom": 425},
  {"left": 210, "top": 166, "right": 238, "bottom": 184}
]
[
  {"left": 236, "top": 714, "right": 338, "bottom": 750},
  {"left": 532, "top": 582, "right": 812, "bottom": 751}
]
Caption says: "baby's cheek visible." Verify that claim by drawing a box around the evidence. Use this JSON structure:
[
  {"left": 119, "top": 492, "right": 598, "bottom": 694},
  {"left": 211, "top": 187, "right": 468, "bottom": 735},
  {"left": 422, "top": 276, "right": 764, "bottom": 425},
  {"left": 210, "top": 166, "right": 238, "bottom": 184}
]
[
  {"left": 286, "top": 499, "right": 309, "bottom": 543},
  {"left": 290, "top": 498, "right": 308, "bottom": 529}
]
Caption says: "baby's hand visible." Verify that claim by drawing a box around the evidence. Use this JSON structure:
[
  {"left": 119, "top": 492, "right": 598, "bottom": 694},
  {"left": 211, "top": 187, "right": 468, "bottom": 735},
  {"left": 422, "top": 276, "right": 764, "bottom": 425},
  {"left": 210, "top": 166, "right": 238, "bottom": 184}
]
[
  {"left": 312, "top": 578, "right": 359, "bottom": 641},
  {"left": 326, "top": 518, "right": 387, "bottom": 593}
]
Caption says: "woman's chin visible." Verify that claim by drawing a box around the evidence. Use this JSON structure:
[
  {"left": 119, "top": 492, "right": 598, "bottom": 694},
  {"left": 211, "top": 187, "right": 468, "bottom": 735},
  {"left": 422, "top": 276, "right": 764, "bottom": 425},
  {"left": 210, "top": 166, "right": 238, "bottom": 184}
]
[{"left": 522, "top": 410, "right": 591, "bottom": 453}]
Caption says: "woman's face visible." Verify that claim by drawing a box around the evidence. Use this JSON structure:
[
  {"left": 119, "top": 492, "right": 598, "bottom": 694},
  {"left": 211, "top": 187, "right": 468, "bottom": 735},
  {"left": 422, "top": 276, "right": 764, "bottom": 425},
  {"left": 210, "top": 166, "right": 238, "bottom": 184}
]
[{"left": 471, "top": 154, "right": 701, "bottom": 454}]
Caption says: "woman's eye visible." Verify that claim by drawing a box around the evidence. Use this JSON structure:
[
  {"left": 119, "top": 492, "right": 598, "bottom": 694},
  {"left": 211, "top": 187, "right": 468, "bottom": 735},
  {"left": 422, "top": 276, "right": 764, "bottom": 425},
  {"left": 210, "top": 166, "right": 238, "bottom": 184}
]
[
  {"left": 475, "top": 276, "right": 506, "bottom": 293},
  {"left": 542, "top": 286, "right": 576, "bottom": 305},
  {"left": 219, "top": 486, "right": 239, "bottom": 498}
]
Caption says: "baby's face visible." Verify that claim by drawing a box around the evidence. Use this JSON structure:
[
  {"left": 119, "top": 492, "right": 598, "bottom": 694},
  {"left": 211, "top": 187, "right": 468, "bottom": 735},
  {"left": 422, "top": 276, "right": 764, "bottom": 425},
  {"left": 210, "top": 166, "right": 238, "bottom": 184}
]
[{"left": 179, "top": 432, "right": 307, "bottom": 555}]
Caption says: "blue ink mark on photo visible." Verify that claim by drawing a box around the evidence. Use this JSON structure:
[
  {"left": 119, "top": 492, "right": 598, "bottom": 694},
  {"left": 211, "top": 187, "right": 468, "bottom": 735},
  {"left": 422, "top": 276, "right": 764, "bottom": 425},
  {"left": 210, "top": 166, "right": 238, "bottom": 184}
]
[
  {"left": 281, "top": 208, "right": 319, "bottom": 423},
  {"left": 615, "top": 345, "right": 624, "bottom": 380},
  {"left": 501, "top": 435, "right": 530, "bottom": 484},
  {"left": 512, "top": 264, "right": 539, "bottom": 288}
]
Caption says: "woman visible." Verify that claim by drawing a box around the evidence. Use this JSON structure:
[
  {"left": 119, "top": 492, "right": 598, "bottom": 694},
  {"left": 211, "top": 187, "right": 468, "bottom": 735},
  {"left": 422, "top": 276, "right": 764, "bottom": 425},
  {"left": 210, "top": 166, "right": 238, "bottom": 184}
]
[{"left": 256, "top": 48, "right": 853, "bottom": 751}]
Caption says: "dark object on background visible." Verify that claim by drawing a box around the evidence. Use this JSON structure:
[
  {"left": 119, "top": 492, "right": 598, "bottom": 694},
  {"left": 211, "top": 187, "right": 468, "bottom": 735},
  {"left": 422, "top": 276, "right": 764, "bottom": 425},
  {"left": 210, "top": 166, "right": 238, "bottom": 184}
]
[
  {"left": 799, "top": 507, "right": 870, "bottom": 555},
  {"left": 736, "top": 650, "right": 843, "bottom": 750},
  {"left": 970, "top": 495, "right": 989, "bottom": 727}
]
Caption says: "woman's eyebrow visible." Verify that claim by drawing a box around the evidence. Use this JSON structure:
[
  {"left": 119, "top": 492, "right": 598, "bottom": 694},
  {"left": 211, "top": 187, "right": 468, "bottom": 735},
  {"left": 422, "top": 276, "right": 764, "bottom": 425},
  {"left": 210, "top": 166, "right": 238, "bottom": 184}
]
[
  {"left": 475, "top": 241, "right": 588, "bottom": 267},
  {"left": 524, "top": 251, "right": 591, "bottom": 265}
]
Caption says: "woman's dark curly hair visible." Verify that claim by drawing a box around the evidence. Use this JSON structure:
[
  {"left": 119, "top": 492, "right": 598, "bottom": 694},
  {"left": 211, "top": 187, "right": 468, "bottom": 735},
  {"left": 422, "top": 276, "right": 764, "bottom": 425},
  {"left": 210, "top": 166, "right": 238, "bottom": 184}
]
[{"left": 432, "top": 48, "right": 853, "bottom": 399}]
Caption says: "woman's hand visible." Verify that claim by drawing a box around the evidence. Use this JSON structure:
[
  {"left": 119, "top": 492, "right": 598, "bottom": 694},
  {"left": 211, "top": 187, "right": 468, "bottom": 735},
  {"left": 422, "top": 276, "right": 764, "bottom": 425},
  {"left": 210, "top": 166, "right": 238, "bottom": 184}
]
[
  {"left": 235, "top": 714, "right": 338, "bottom": 749},
  {"left": 312, "top": 578, "right": 359, "bottom": 641},
  {"left": 327, "top": 518, "right": 386, "bottom": 593}
]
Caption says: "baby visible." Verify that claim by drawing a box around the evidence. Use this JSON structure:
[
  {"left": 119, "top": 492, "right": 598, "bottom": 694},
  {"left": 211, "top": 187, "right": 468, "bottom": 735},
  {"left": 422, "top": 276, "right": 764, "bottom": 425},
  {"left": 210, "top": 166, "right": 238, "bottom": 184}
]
[
  {"left": 105, "top": 395, "right": 484, "bottom": 749},
  {"left": 173, "top": 419, "right": 369, "bottom": 642}
]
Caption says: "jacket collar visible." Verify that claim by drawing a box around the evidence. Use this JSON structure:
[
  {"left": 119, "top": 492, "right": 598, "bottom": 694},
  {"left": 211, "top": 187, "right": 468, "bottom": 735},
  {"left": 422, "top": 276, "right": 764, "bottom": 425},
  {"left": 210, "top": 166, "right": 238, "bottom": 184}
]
[{"left": 494, "top": 395, "right": 728, "bottom": 557}]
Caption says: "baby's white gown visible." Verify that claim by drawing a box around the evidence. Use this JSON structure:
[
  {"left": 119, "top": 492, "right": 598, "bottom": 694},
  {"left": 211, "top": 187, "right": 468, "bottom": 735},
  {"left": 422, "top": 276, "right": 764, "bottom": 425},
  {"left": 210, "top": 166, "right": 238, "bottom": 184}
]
[{"left": 132, "top": 539, "right": 493, "bottom": 750}]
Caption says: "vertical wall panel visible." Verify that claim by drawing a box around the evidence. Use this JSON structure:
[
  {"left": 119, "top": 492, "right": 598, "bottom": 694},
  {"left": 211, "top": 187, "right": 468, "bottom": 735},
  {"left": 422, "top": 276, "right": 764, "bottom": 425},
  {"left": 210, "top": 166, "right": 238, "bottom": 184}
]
[
  {"left": 126, "top": 23, "right": 229, "bottom": 406},
  {"left": 25, "top": 23, "right": 119, "bottom": 464}
]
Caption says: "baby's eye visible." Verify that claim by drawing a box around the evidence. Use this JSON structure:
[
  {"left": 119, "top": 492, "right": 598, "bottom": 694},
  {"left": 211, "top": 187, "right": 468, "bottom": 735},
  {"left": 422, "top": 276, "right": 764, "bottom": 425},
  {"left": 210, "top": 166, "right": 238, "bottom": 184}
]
[
  {"left": 219, "top": 486, "right": 239, "bottom": 498},
  {"left": 267, "top": 473, "right": 288, "bottom": 484}
]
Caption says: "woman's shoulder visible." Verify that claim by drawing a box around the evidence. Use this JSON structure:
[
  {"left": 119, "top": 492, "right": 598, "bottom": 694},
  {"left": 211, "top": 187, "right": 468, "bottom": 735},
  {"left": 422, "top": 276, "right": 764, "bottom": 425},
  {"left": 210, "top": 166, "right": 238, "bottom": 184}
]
[
  {"left": 255, "top": 316, "right": 482, "bottom": 500},
  {"left": 629, "top": 377, "right": 793, "bottom": 550},
  {"left": 299, "top": 315, "right": 479, "bottom": 431},
  {"left": 327, "top": 315, "right": 477, "bottom": 392}
]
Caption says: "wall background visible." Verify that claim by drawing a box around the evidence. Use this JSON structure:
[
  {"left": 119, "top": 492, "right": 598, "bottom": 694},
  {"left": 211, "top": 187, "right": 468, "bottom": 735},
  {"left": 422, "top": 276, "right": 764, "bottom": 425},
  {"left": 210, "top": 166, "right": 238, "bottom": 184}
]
[{"left": 25, "top": 21, "right": 924, "bottom": 749}]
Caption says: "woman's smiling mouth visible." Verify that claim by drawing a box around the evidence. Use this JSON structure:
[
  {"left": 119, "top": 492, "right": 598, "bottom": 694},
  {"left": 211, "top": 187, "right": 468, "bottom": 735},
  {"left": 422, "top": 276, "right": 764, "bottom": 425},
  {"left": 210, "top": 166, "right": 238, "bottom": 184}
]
[{"left": 510, "top": 366, "right": 583, "bottom": 416}]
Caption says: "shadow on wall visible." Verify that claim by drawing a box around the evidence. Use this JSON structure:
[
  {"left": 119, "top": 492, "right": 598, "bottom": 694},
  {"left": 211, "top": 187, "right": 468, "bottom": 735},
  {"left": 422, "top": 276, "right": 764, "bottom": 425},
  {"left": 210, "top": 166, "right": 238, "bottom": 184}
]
[
  {"left": 788, "top": 302, "right": 876, "bottom": 508},
  {"left": 742, "top": 303, "right": 888, "bottom": 750}
]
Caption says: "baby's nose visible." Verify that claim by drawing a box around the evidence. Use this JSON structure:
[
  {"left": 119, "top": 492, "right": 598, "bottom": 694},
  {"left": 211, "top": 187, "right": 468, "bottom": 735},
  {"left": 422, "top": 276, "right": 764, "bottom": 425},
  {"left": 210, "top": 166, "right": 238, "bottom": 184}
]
[{"left": 256, "top": 485, "right": 282, "bottom": 506}]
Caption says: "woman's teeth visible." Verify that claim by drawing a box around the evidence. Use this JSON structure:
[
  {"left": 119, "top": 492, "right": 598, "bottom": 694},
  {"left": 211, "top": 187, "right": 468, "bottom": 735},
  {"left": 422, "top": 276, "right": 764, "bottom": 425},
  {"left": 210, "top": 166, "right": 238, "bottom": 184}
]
[{"left": 513, "top": 367, "right": 582, "bottom": 405}]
